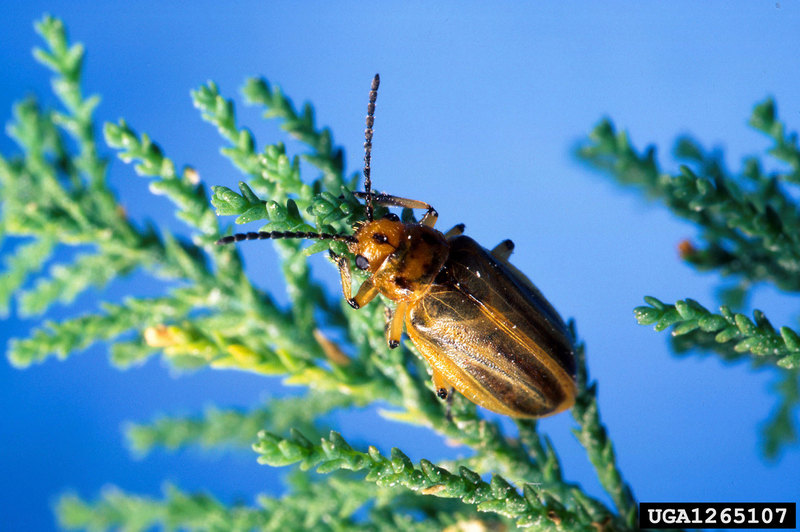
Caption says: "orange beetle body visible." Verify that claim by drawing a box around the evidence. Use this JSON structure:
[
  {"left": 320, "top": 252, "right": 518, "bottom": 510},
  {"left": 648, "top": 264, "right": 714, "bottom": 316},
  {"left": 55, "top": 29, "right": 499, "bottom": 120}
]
[
  {"left": 218, "top": 74, "right": 576, "bottom": 418},
  {"left": 342, "top": 214, "right": 576, "bottom": 418}
]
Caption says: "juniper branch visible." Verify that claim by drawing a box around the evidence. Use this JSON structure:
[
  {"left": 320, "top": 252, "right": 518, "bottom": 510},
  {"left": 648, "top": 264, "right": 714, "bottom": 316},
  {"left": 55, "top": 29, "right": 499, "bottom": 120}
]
[
  {"left": 33, "top": 15, "right": 108, "bottom": 191},
  {"left": 100, "top": 111, "right": 348, "bottom": 374},
  {"left": 577, "top": 108, "right": 800, "bottom": 293},
  {"left": 577, "top": 100, "right": 800, "bottom": 458},
  {"left": 8, "top": 295, "right": 194, "bottom": 368},
  {"left": 242, "top": 77, "right": 351, "bottom": 190},
  {"left": 195, "top": 81, "right": 348, "bottom": 331},
  {"left": 0, "top": 235, "right": 54, "bottom": 316},
  {"left": 0, "top": 19, "right": 217, "bottom": 336},
  {"left": 635, "top": 296, "right": 799, "bottom": 369},
  {"left": 57, "top": 475, "right": 476, "bottom": 532},
  {"left": 125, "top": 392, "right": 358, "bottom": 457},
  {"left": 636, "top": 296, "right": 800, "bottom": 459},
  {"left": 254, "top": 429, "right": 610, "bottom": 531},
  {"left": 749, "top": 98, "right": 800, "bottom": 183}
]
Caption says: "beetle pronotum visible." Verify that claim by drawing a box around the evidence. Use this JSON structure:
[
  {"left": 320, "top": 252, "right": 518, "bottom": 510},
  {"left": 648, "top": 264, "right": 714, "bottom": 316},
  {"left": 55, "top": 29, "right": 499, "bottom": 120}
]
[{"left": 217, "top": 74, "right": 577, "bottom": 418}]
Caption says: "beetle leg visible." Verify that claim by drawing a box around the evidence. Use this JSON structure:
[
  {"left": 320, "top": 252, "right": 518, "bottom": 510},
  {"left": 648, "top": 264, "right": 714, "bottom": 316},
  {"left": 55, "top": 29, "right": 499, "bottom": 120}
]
[
  {"left": 330, "top": 249, "right": 380, "bottom": 309},
  {"left": 329, "top": 250, "right": 354, "bottom": 302},
  {"left": 490, "top": 239, "right": 515, "bottom": 262},
  {"left": 418, "top": 209, "right": 438, "bottom": 228},
  {"left": 385, "top": 301, "right": 407, "bottom": 349},
  {"left": 351, "top": 278, "right": 379, "bottom": 309},
  {"left": 444, "top": 223, "right": 465, "bottom": 239},
  {"left": 353, "top": 191, "right": 438, "bottom": 228}
]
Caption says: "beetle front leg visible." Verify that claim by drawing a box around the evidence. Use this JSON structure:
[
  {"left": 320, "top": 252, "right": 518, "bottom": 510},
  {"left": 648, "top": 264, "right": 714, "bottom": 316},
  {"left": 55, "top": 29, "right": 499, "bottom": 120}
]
[
  {"left": 418, "top": 208, "right": 438, "bottom": 228},
  {"left": 353, "top": 191, "right": 438, "bottom": 228},
  {"left": 329, "top": 250, "right": 380, "bottom": 309},
  {"left": 351, "top": 278, "right": 379, "bottom": 309}
]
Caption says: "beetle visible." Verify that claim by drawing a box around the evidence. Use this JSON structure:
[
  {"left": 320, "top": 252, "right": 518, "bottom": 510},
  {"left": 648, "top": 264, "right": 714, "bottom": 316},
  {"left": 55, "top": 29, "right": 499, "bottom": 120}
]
[{"left": 217, "top": 74, "right": 576, "bottom": 418}]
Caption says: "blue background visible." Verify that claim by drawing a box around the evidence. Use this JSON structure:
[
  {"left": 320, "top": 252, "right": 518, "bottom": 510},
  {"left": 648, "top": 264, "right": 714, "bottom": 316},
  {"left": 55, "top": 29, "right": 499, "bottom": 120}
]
[{"left": 1, "top": 3, "right": 799, "bottom": 530}]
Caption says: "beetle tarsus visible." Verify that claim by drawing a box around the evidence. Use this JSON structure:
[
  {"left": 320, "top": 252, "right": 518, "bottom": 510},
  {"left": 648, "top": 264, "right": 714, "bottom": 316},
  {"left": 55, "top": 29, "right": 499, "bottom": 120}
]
[
  {"left": 348, "top": 298, "right": 360, "bottom": 309},
  {"left": 388, "top": 339, "right": 399, "bottom": 349},
  {"left": 437, "top": 388, "right": 448, "bottom": 399}
]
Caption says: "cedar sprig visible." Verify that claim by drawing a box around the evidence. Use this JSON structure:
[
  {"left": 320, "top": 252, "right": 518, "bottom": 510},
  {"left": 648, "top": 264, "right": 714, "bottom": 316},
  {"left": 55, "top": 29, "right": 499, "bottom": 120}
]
[
  {"left": 749, "top": 98, "right": 800, "bottom": 183},
  {"left": 242, "top": 77, "right": 353, "bottom": 192},
  {"left": 577, "top": 101, "right": 800, "bottom": 458},
  {"left": 254, "top": 429, "right": 610, "bottom": 531},
  {"left": 635, "top": 295, "right": 800, "bottom": 458},
  {"left": 635, "top": 296, "right": 799, "bottom": 369},
  {"left": 125, "top": 391, "right": 358, "bottom": 457},
  {"left": 577, "top": 105, "right": 800, "bottom": 293},
  {"left": 57, "top": 474, "right": 482, "bottom": 532}
]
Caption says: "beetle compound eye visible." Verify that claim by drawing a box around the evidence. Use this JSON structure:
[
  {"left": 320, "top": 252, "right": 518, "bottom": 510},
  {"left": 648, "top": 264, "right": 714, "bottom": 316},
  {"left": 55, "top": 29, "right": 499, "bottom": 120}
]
[
  {"left": 355, "top": 255, "right": 370, "bottom": 270},
  {"left": 382, "top": 213, "right": 400, "bottom": 222}
]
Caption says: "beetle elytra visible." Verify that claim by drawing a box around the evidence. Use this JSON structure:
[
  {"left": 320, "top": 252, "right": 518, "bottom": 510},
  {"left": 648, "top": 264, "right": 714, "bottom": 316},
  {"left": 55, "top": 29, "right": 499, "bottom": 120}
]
[{"left": 217, "top": 74, "right": 577, "bottom": 418}]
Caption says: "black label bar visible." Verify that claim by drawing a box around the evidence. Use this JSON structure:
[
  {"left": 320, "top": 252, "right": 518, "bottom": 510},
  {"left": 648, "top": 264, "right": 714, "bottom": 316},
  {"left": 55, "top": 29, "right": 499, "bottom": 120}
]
[{"left": 639, "top": 502, "right": 796, "bottom": 529}]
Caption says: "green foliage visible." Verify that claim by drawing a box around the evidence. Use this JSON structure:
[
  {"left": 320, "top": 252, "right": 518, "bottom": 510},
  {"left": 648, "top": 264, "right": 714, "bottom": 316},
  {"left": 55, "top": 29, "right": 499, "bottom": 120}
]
[
  {"left": 125, "top": 392, "right": 357, "bottom": 457},
  {"left": 56, "top": 474, "right": 483, "bottom": 532},
  {"left": 254, "top": 429, "right": 588, "bottom": 530},
  {"left": 635, "top": 296, "right": 799, "bottom": 368},
  {"left": 577, "top": 99, "right": 800, "bottom": 459},
  {"left": 2, "top": 15, "right": 640, "bottom": 531}
]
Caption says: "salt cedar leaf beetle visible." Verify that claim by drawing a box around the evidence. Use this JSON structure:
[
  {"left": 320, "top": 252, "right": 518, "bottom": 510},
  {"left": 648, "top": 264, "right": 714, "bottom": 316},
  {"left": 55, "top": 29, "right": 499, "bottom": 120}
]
[{"left": 217, "top": 74, "right": 577, "bottom": 418}]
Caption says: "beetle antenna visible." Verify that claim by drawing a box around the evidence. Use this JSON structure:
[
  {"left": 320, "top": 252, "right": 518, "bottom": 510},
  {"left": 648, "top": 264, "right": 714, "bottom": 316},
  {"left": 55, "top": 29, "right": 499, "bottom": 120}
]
[
  {"left": 363, "top": 73, "right": 380, "bottom": 222},
  {"left": 216, "top": 231, "right": 357, "bottom": 245}
]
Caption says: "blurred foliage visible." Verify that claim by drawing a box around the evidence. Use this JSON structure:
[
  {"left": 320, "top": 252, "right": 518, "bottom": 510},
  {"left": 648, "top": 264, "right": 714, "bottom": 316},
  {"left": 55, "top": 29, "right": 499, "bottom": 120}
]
[
  {"left": 2, "top": 15, "right": 639, "bottom": 531},
  {"left": 577, "top": 98, "right": 800, "bottom": 459}
]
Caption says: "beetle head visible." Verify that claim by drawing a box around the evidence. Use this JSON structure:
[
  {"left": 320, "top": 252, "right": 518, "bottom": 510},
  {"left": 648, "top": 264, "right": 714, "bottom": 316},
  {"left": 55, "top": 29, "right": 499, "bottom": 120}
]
[{"left": 350, "top": 214, "right": 405, "bottom": 274}]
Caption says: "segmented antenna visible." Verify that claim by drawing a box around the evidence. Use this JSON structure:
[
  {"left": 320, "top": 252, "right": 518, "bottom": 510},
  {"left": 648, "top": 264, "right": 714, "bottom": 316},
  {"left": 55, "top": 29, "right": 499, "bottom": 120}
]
[
  {"left": 363, "top": 73, "right": 380, "bottom": 222},
  {"left": 216, "top": 230, "right": 357, "bottom": 245}
]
